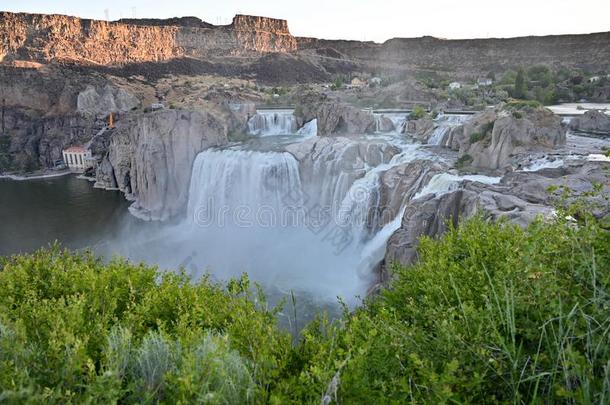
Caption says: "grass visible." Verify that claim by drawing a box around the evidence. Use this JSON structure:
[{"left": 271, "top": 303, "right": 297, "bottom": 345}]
[{"left": 0, "top": 205, "right": 608, "bottom": 403}]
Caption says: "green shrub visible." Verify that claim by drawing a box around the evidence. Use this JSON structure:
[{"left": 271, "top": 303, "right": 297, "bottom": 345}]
[
  {"left": 0, "top": 248, "right": 290, "bottom": 403},
  {"left": 410, "top": 105, "right": 427, "bottom": 120},
  {"left": 279, "top": 212, "right": 610, "bottom": 403},
  {"left": 331, "top": 78, "right": 344, "bottom": 91},
  {"left": 469, "top": 132, "right": 484, "bottom": 143},
  {"left": 481, "top": 120, "right": 495, "bottom": 135},
  {"left": 506, "top": 99, "right": 543, "bottom": 110},
  {"left": 2, "top": 201, "right": 609, "bottom": 404},
  {"left": 455, "top": 154, "right": 473, "bottom": 169}
]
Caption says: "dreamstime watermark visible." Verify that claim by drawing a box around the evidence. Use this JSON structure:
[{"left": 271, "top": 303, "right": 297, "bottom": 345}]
[{"left": 189, "top": 183, "right": 398, "bottom": 256}]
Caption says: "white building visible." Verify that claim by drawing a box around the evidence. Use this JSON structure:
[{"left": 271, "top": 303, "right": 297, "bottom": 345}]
[
  {"left": 62, "top": 146, "right": 93, "bottom": 172},
  {"left": 449, "top": 82, "right": 462, "bottom": 90}
]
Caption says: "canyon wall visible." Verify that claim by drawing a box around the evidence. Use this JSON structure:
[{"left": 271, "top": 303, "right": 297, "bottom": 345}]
[
  {"left": 0, "top": 12, "right": 297, "bottom": 66},
  {"left": 298, "top": 31, "right": 610, "bottom": 76}
]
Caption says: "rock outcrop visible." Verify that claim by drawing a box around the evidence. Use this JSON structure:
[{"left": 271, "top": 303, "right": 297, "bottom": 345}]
[
  {"left": 0, "top": 12, "right": 297, "bottom": 66},
  {"left": 569, "top": 110, "right": 610, "bottom": 135},
  {"left": 295, "top": 101, "right": 375, "bottom": 136},
  {"left": 372, "top": 159, "right": 446, "bottom": 232},
  {"left": 0, "top": 107, "right": 101, "bottom": 171},
  {"left": 77, "top": 85, "right": 140, "bottom": 117},
  {"left": 97, "top": 109, "right": 228, "bottom": 221},
  {"left": 404, "top": 118, "right": 435, "bottom": 141},
  {"left": 286, "top": 136, "right": 399, "bottom": 207},
  {"left": 382, "top": 157, "right": 610, "bottom": 280},
  {"left": 456, "top": 106, "right": 566, "bottom": 170}
]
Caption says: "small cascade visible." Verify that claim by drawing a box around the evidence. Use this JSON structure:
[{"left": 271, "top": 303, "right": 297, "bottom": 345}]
[
  {"left": 333, "top": 144, "right": 428, "bottom": 244},
  {"left": 247, "top": 109, "right": 298, "bottom": 136},
  {"left": 414, "top": 172, "right": 502, "bottom": 199},
  {"left": 521, "top": 157, "right": 564, "bottom": 172},
  {"left": 373, "top": 113, "right": 408, "bottom": 134},
  {"left": 427, "top": 126, "right": 452, "bottom": 146},
  {"left": 297, "top": 119, "right": 318, "bottom": 137},
  {"left": 427, "top": 114, "right": 470, "bottom": 146}
]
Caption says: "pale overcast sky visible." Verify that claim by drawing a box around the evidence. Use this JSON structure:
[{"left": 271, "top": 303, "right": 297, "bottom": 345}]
[{"left": 2, "top": 0, "right": 609, "bottom": 42}]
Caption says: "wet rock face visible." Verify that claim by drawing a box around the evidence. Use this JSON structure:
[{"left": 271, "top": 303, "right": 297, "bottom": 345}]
[
  {"left": 405, "top": 118, "right": 435, "bottom": 141},
  {"left": 458, "top": 107, "right": 566, "bottom": 170},
  {"left": 376, "top": 116, "right": 396, "bottom": 133},
  {"left": 99, "top": 109, "right": 228, "bottom": 221},
  {"left": 569, "top": 110, "right": 610, "bottom": 135},
  {"left": 382, "top": 159, "right": 610, "bottom": 281},
  {"left": 286, "top": 136, "right": 399, "bottom": 208},
  {"left": 373, "top": 159, "right": 446, "bottom": 232}
]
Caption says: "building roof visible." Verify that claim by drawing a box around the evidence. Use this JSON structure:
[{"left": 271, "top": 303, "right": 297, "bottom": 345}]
[{"left": 64, "top": 146, "right": 87, "bottom": 153}]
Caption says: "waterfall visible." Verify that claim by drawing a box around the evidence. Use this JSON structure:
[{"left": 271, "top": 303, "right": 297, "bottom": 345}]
[
  {"left": 247, "top": 109, "right": 298, "bottom": 136},
  {"left": 187, "top": 149, "right": 303, "bottom": 224},
  {"left": 180, "top": 147, "right": 381, "bottom": 303},
  {"left": 297, "top": 119, "right": 318, "bottom": 137},
  {"left": 373, "top": 113, "right": 408, "bottom": 134},
  {"left": 427, "top": 114, "right": 470, "bottom": 146},
  {"left": 414, "top": 172, "right": 502, "bottom": 199},
  {"left": 334, "top": 144, "right": 428, "bottom": 243}
]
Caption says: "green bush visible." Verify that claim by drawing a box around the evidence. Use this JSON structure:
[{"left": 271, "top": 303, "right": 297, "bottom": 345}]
[
  {"left": 331, "top": 78, "right": 344, "bottom": 91},
  {"left": 1, "top": 204, "right": 609, "bottom": 403},
  {"left": 469, "top": 132, "right": 484, "bottom": 143},
  {"left": 455, "top": 154, "right": 474, "bottom": 169},
  {"left": 506, "top": 99, "right": 543, "bottom": 110},
  {"left": 281, "top": 213, "right": 610, "bottom": 403},
  {"left": 0, "top": 248, "right": 290, "bottom": 403},
  {"left": 410, "top": 105, "right": 427, "bottom": 120}
]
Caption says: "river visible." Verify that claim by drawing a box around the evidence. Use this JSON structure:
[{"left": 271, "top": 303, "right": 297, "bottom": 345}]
[{"left": 0, "top": 175, "right": 137, "bottom": 256}]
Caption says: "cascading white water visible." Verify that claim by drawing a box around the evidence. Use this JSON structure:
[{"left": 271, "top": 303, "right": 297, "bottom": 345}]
[
  {"left": 247, "top": 109, "right": 298, "bottom": 136},
  {"left": 334, "top": 144, "right": 428, "bottom": 243},
  {"left": 427, "top": 114, "right": 470, "bottom": 146},
  {"left": 187, "top": 149, "right": 303, "bottom": 222},
  {"left": 297, "top": 119, "right": 318, "bottom": 137},
  {"left": 166, "top": 148, "right": 378, "bottom": 304},
  {"left": 414, "top": 172, "right": 502, "bottom": 199}
]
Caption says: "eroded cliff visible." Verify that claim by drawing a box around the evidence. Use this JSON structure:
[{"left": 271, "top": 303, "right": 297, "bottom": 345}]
[{"left": 0, "top": 12, "right": 297, "bottom": 66}]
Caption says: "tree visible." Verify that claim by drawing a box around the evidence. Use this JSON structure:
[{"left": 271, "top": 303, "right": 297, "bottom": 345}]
[{"left": 514, "top": 69, "right": 527, "bottom": 99}]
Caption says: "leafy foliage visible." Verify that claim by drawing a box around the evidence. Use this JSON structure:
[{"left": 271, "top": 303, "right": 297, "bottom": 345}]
[
  {"left": 1, "top": 209, "right": 609, "bottom": 403},
  {"left": 409, "top": 105, "right": 428, "bottom": 120},
  {"left": 0, "top": 249, "right": 290, "bottom": 403},
  {"left": 279, "top": 213, "right": 610, "bottom": 403}
]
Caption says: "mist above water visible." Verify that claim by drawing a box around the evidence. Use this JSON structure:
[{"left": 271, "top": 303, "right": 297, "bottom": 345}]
[{"left": 100, "top": 111, "right": 481, "bottom": 307}]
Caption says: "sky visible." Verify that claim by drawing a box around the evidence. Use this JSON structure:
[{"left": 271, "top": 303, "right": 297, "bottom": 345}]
[{"left": 2, "top": 0, "right": 609, "bottom": 43}]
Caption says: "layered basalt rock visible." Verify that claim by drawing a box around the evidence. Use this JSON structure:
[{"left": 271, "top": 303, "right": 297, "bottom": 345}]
[
  {"left": 569, "top": 110, "right": 610, "bottom": 136},
  {"left": 0, "top": 12, "right": 297, "bottom": 67},
  {"left": 96, "top": 109, "right": 228, "bottom": 221},
  {"left": 454, "top": 106, "right": 566, "bottom": 170}
]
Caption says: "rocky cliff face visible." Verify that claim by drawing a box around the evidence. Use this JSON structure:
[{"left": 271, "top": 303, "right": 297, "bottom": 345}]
[
  {"left": 0, "top": 64, "right": 140, "bottom": 172},
  {"left": 96, "top": 109, "right": 228, "bottom": 221},
  {"left": 382, "top": 158, "right": 609, "bottom": 280},
  {"left": 297, "top": 32, "right": 610, "bottom": 77},
  {"left": 455, "top": 106, "right": 566, "bottom": 170},
  {"left": 0, "top": 12, "right": 297, "bottom": 66},
  {"left": 569, "top": 110, "right": 610, "bottom": 135}
]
